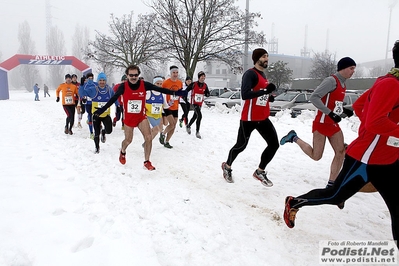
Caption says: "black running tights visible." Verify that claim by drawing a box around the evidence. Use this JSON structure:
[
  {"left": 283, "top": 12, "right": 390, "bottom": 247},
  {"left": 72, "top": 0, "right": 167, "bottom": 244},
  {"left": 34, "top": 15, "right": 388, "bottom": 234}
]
[{"left": 226, "top": 119, "right": 279, "bottom": 170}]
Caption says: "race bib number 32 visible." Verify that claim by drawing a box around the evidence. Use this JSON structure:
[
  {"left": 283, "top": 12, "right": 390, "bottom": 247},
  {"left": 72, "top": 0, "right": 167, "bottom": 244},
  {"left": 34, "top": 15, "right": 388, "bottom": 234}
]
[{"left": 127, "top": 100, "right": 142, "bottom": 113}]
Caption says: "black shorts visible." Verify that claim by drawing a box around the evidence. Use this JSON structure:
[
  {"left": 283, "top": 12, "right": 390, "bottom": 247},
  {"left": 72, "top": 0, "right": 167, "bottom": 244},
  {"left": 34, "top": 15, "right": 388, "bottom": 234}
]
[{"left": 163, "top": 109, "right": 178, "bottom": 118}]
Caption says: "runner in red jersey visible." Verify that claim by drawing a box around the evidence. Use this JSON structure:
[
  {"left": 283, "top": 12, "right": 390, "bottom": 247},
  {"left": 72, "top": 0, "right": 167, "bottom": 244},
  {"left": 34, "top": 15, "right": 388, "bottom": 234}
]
[
  {"left": 185, "top": 71, "right": 210, "bottom": 139},
  {"left": 222, "top": 48, "right": 278, "bottom": 187},
  {"left": 93, "top": 65, "right": 185, "bottom": 171},
  {"left": 283, "top": 41, "right": 399, "bottom": 247},
  {"left": 280, "top": 57, "right": 356, "bottom": 209}
]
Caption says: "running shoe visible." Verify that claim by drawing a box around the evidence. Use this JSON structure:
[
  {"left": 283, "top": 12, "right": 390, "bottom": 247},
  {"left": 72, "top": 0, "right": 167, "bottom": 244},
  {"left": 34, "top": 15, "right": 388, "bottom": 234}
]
[
  {"left": 186, "top": 126, "right": 191, "bottom": 135},
  {"left": 195, "top": 131, "right": 201, "bottom": 139},
  {"left": 284, "top": 196, "right": 299, "bottom": 228},
  {"left": 221, "top": 162, "right": 233, "bottom": 183},
  {"left": 280, "top": 130, "right": 297, "bottom": 145},
  {"left": 144, "top": 161, "right": 156, "bottom": 171},
  {"left": 77, "top": 122, "right": 82, "bottom": 128},
  {"left": 253, "top": 169, "right": 273, "bottom": 187},
  {"left": 179, "top": 119, "right": 183, "bottom": 128},
  {"left": 119, "top": 151, "right": 126, "bottom": 165},
  {"left": 68, "top": 129, "right": 73, "bottom": 135},
  {"left": 95, "top": 147, "right": 100, "bottom": 154},
  {"left": 90, "top": 133, "right": 94, "bottom": 140},
  {"left": 164, "top": 142, "right": 173, "bottom": 149},
  {"left": 101, "top": 130, "right": 106, "bottom": 143},
  {"left": 159, "top": 133, "right": 165, "bottom": 144},
  {"left": 64, "top": 126, "right": 68, "bottom": 134}
]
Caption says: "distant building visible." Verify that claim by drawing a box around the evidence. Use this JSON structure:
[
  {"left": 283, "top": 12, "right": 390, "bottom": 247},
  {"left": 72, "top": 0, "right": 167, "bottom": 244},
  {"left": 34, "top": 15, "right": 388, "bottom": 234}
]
[
  {"left": 201, "top": 52, "right": 391, "bottom": 89},
  {"left": 291, "top": 78, "right": 376, "bottom": 92},
  {"left": 203, "top": 52, "right": 313, "bottom": 88}
]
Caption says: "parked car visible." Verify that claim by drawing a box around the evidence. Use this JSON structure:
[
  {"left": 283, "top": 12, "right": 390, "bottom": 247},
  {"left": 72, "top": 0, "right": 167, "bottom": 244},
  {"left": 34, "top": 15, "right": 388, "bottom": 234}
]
[
  {"left": 204, "top": 91, "right": 241, "bottom": 108},
  {"left": 290, "top": 92, "right": 362, "bottom": 118},
  {"left": 207, "top": 88, "right": 231, "bottom": 98},
  {"left": 269, "top": 91, "right": 312, "bottom": 116}
]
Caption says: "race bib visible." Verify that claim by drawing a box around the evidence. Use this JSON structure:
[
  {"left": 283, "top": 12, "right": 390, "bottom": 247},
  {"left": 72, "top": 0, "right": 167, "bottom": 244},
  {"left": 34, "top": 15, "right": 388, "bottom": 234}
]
[
  {"left": 65, "top": 96, "right": 73, "bottom": 104},
  {"left": 97, "top": 102, "right": 106, "bottom": 108},
  {"left": 151, "top": 103, "right": 162, "bottom": 114},
  {"left": 194, "top": 93, "right": 204, "bottom": 103},
  {"left": 387, "top": 136, "right": 399, "bottom": 148},
  {"left": 256, "top": 94, "right": 268, "bottom": 106},
  {"left": 127, "top": 100, "right": 142, "bottom": 113},
  {"left": 333, "top": 101, "right": 343, "bottom": 115}
]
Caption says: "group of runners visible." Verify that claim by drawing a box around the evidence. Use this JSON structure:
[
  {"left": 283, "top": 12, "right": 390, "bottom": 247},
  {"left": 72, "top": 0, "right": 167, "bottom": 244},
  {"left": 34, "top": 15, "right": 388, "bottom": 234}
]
[
  {"left": 54, "top": 42, "right": 399, "bottom": 247},
  {"left": 55, "top": 65, "right": 209, "bottom": 170}
]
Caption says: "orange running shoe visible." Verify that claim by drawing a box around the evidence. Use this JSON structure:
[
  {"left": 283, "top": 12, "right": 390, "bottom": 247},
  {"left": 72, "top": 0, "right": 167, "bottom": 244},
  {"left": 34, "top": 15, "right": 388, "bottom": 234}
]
[
  {"left": 119, "top": 151, "right": 126, "bottom": 165},
  {"left": 144, "top": 160, "right": 155, "bottom": 171},
  {"left": 284, "top": 196, "right": 299, "bottom": 228}
]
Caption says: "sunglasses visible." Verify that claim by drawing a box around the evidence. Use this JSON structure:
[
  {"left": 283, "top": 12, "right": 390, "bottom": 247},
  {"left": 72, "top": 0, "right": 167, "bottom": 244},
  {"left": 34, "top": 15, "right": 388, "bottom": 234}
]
[{"left": 128, "top": 74, "right": 139, "bottom": 77}]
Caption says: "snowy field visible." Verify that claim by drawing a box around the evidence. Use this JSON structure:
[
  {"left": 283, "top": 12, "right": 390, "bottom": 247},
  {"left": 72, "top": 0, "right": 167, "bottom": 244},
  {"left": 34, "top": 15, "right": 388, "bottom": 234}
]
[{"left": 0, "top": 90, "right": 394, "bottom": 266}]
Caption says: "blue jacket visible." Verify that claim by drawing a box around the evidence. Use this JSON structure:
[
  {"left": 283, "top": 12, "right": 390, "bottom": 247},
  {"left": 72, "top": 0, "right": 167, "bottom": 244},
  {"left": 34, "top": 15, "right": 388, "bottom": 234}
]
[
  {"left": 33, "top": 84, "right": 39, "bottom": 94},
  {"left": 80, "top": 80, "right": 119, "bottom": 106}
]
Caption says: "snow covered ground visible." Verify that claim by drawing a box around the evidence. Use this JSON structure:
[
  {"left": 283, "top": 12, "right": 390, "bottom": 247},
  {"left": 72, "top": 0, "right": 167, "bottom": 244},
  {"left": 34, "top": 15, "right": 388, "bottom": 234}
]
[{"left": 0, "top": 90, "right": 394, "bottom": 266}]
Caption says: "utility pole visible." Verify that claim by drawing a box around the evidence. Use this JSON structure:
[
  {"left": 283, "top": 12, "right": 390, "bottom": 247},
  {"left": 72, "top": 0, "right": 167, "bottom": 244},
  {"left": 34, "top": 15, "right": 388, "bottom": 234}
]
[
  {"left": 243, "top": 0, "right": 249, "bottom": 72},
  {"left": 386, "top": 1, "right": 397, "bottom": 64}
]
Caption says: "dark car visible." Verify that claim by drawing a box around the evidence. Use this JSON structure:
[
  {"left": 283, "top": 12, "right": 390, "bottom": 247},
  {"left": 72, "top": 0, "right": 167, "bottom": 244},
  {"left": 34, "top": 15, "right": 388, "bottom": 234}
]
[
  {"left": 269, "top": 91, "right": 312, "bottom": 116},
  {"left": 290, "top": 92, "right": 362, "bottom": 118}
]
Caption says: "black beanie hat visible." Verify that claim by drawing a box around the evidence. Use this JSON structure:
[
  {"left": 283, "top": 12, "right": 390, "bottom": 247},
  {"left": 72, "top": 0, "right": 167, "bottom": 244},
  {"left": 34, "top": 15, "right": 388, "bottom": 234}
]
[
  {"left": 65, "top": 74, "right": 71, "bottom": 79},
  {"left": 392, "top": 40, "right": 399, "bottom": 68},
  {"left": 185, "top": 76, "right": 192, "bottom": 81},
  {"left": 198, "top": 71, "right": 205, "bottom": 79},
  {"left": 121, "top": 74, "right": 127, "bottom": 81},
  {"left": 252, "top": 48, "right": 268, "bottom": 64},
  {"left": 337, "top": 57, "right": 356, "bottom": 71}
]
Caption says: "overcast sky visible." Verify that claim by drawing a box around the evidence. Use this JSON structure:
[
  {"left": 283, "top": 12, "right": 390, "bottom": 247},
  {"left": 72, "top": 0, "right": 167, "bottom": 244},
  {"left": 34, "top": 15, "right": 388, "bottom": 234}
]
[{"left": 1, "top": 0, "right": 399, "bottom": 64}]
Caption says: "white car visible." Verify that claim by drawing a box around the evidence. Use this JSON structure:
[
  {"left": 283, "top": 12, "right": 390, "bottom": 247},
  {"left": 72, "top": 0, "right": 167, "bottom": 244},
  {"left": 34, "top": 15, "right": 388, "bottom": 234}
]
[{"left": 204, "top": 91, "right": 241, "bottom": 108}]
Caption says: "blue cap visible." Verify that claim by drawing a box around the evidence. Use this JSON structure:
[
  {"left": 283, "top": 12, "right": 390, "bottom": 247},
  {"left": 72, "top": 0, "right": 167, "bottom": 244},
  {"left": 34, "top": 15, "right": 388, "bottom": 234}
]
[{"left": 97, "top": 72, "right": 107, "bottom": 82}]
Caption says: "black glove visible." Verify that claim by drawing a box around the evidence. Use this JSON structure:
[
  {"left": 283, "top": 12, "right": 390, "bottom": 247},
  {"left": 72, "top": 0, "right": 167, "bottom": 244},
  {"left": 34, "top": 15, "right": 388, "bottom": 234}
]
[
  {"left": 264, "top": 83, "right": 276, "bottom": 94},
  {"left": 328, "top": 111, "right": 341, "bottom": 123},
  {"left": 81, "top": 97, "right": 87, "bottom": 104},
  {"left": 175, "top": 89, "right": 187, "bottom": 97},
  {"left": 93, "top": 107, "right": 104, "bottom": 118},
  {"left": 268, "top": 94, "right": 275, "bottom": 103},
  {"left": 56, "top": 97, "right": 60, "bottom": 102},
  {"left": 342, "top": 107, "right": 354, "bottom": 118}
]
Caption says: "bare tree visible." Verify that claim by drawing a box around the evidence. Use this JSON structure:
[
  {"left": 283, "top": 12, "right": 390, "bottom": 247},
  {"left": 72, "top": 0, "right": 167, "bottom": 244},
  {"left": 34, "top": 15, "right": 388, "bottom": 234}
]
[
  {"left": 46, "top": 26, "right": 66, "bottom": 88},
  {"left": 147, "top": 0, "right": 265, "bottom": 77},
  {"left": 17, "top": 21, "right": 41, "bottom": 92},
  {"left": 87, "top": 12, "right": 165, "bottom": 70},
  {"left": 308, "top": 51, "right": 337, "bottom": 79},
  {"left": 72, "top": 24, "right": 90, "bottom": 64},
  {"left": 95, "top": 62, "right": 115, "bottom": 81},
  {"left": 265, "top": 61, "right": 293, "bottom": 89},
  {"left": 352, "top": 67, "right": 365, "bottom": 78},
  {"left": 369, "top": 65, "right": 390, "bottom": 77}
]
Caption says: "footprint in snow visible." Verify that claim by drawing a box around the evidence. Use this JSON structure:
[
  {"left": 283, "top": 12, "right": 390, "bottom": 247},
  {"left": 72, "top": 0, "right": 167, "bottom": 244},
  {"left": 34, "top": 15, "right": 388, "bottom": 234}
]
[{"left": 71, "top": 237, "right": 95, "bottom": 253}]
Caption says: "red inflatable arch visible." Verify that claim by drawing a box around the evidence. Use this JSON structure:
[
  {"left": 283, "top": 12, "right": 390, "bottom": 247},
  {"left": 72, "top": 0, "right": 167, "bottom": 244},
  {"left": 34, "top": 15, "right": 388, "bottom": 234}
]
[{"left": 0, "top": 54, "right": 92, "bottom": 100}]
